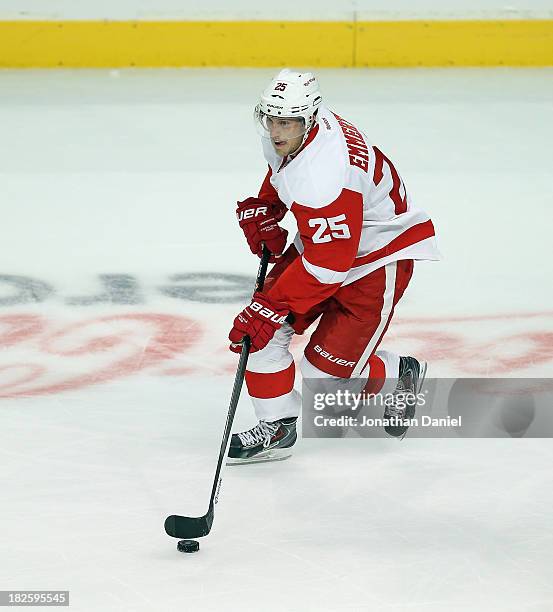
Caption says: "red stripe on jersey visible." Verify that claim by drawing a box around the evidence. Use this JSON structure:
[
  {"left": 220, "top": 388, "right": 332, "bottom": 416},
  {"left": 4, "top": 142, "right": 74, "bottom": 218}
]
[
  {"left": 373, "top": 147, "right": 407, "bottom": 215},
  {"left": 352, "top": 220, "right": 435, "bottom": 268},
  {"left": 373, "top": 147, "right": 384, "bottom": 185},
  {"left": 245, "top": 362, "right": 295, "bottom": 399}
]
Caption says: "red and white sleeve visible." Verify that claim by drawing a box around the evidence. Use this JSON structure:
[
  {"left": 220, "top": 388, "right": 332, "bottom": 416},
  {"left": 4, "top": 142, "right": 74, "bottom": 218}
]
[
  {"left": 258, "top": 166, "right": 278, "bottom": 201},
  {"left": 258, "top": 166, "right": 287, "bottom": 220},
  {"left": 266, "top": 188, "right": 363, "bottom": 313}
]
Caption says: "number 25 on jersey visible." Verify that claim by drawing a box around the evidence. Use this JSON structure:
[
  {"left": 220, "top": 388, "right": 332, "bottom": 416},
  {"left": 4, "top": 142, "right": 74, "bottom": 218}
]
[{"left": 308, "top": 214, "right": 351, "bottom": 244}]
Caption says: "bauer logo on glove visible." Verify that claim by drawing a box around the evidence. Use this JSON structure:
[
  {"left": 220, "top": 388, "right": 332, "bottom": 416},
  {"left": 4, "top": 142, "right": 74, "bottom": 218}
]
[
  {"left": 229, "top": 292, "right": 289, "bottom": 353},
  {"left": 249, "top": 300, "right": 288, "bottom": 324},
  {"left": 236, "top": 206, "right": 268, "bottom": 222}
]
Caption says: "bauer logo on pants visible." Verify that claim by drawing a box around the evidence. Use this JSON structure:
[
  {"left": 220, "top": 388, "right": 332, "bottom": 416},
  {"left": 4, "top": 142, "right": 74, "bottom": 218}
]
[{"left": 314, "top": 344, "right": 355, "bottom": 367}]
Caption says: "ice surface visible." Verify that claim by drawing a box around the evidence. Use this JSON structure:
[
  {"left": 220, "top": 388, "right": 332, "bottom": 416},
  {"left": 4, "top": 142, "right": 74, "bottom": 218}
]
[{"left": 0, "top": 68, "right": 552, "bottom": 611}]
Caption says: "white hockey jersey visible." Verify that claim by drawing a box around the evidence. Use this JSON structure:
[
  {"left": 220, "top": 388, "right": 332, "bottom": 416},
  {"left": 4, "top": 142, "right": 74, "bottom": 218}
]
[{"left": 259, "top": 105, "right": 440, "bottom": 314}]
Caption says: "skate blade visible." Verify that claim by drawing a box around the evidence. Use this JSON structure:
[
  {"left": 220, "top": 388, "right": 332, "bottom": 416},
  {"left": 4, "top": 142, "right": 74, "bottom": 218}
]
[
  {"left": 416, "top": 361, "right": 428, "bottom": 394},
  {"left": 226, "top": 448, "right": 293, "bottom": 466}
]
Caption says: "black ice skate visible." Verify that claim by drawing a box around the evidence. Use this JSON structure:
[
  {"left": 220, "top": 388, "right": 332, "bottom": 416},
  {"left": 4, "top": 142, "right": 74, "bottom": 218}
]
[
  {"left": 384, "top": 356, "right": 427, "bottom": 439},
  {"left": 227, "top": 417, "right": 297, "bottom": 465}
]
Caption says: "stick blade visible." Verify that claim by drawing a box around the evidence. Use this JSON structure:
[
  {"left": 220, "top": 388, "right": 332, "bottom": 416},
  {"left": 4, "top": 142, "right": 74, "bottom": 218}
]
[{"left": 164, "top": 510, "right": 213, "bottom": 539}]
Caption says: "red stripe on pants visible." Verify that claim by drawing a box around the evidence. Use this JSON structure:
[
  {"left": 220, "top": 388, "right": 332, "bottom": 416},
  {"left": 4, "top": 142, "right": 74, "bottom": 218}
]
[{"left": 363, "top": 355, "right": 386, "bottom": 394}]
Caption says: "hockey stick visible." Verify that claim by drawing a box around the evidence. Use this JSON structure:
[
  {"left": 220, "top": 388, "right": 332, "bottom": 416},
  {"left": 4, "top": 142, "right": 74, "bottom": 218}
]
[{"left": 164, "top": 245, "right": 272, "bottom": 539}]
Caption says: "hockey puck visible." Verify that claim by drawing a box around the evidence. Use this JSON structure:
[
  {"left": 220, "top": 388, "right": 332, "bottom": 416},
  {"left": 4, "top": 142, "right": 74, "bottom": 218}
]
[{"left": 177, "top": 539, "right": 199, "bottom": 553}]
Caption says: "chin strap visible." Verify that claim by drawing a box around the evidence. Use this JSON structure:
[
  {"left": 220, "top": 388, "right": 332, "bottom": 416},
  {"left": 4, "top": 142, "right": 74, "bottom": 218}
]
[{"left": 298, "top": 112, "right": 317, "bottom": 148}]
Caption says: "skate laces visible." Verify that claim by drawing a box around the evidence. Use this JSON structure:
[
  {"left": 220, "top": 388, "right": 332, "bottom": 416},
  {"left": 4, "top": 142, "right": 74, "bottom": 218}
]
[{"left": 237, "top": 420, "right": 280, "bottom": 448}]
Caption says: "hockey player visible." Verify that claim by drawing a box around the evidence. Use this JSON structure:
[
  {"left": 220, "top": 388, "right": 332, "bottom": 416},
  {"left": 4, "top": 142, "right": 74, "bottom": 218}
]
[{"left": 228, "top": 69, "right": 440, "bottom": 463}]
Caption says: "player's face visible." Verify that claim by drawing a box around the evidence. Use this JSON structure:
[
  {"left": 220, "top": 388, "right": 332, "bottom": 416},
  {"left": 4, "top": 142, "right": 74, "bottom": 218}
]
[{"left": 266, "top": 117, "right": 305, "bottom": 157}]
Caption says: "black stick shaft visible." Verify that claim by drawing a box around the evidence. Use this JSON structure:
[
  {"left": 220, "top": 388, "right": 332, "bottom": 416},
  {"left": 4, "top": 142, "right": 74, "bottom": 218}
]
[
  {"left": 164, "top": 246, "right": 274, "bottom": 539},
  {"left": 207, "top": 245, "right": 271, "bottom": 505},
  {"left": 255, "top": 245, "right": 271, "bottom": 293}
]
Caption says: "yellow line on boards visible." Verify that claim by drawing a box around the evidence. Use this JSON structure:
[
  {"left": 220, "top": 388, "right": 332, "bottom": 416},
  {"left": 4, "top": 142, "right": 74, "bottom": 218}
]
[{"left": 0, "top": 20, "right": 552, "bottom": 68}]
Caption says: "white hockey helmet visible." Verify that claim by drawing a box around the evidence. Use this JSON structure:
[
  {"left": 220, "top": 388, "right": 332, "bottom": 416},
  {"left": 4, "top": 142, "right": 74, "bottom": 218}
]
[{"left": 254, "top": 69, "right": 322, "bottom": 144}]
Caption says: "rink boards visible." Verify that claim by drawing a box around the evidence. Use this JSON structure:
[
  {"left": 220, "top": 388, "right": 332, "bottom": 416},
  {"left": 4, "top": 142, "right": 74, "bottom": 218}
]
[{"left": 1, "top": 19, "right": 553, "bottom": 68}]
